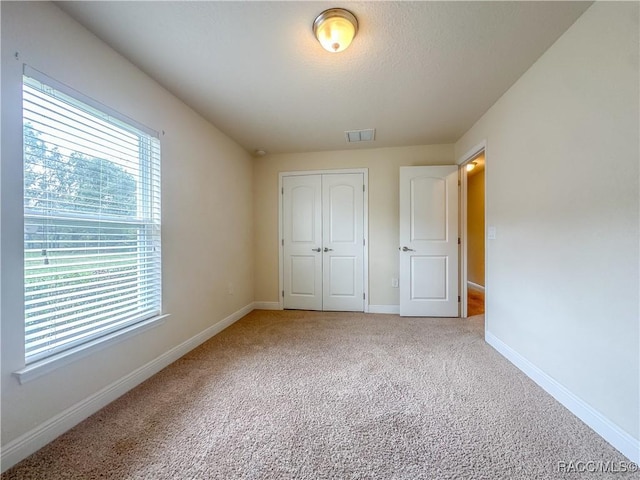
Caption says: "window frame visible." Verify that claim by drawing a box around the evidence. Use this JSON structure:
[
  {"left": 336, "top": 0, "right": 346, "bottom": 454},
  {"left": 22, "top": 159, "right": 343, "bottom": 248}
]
[{"left": 16, "top": 66, "right": 165, "bottom": 381}]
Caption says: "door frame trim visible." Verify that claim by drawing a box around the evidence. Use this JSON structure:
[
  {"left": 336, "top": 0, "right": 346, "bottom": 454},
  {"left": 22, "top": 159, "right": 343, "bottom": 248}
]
[
  {"left": 278, "top": 168, "right": 369, "bottom": 312},
  {"left": 457, "top": 140, "right": 487, "bottom": 323}
]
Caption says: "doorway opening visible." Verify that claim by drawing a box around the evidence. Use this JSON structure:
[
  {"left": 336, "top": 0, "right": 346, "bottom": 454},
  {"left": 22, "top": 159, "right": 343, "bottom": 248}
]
[
  {"left": 459, "top": 143, "right": 486, "bottom": 320},
  {"left": 465, "top": 152, "right": 485, "bottom": 316}
]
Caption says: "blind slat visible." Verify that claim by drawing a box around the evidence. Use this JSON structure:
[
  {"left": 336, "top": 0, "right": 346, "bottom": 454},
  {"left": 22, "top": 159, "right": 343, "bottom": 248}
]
[
  {"left": 26, "top": 307, "right": 159, "bottom": 361},
  {"left": 26, "top": 288, "right": 152, "bottom": 326},
  {"left": 25, "top": 251, "right": 157, "bottom": 268},
  {"left": 25, "top": 270, "right": 159, "bottom": 301},
  {"left": 25, "top": 266, "right": 160, "bottom": 290},
  {"left": 25, "top": 256, "right": 159, "bottom": 277},
  {"left": 27, "top": 299, "right": 161, "bottom": 341},
  {"left": 25, "top": 277, "right": 157, "bottom": 312}
]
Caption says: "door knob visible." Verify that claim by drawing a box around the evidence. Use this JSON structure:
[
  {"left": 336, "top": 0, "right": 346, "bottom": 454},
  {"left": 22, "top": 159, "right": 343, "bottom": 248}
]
[
  {"left": 323, "top": 247, "right": 333, "bottom": 252},
  {"left": 312, "top": 248, "right": 321, "bottom": 252},
  {"left": 401, "top": 246, "right": 415, "bottom": 252}
]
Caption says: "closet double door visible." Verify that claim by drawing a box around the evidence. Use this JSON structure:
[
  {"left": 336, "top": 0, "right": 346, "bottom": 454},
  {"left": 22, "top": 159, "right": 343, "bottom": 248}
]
[{"left": 282, "top": 173, "right": 364, "bottom": 312}]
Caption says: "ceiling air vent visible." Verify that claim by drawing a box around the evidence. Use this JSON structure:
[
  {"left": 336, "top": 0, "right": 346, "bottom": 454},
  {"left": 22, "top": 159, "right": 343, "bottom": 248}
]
[{"left": 345, "top": 128, "right": 375, "bottom": 143}]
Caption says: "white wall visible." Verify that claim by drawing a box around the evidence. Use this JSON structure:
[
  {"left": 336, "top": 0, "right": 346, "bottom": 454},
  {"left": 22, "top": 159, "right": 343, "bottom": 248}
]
[
  {"left": 1, "top": 1, "right": 254, "bottom": 464},
  {"left": 456, "top": 1, "right": 639, "bottom": 448},
  {"left": 253, "top": 145, "right": 454, "bottom": 308}
]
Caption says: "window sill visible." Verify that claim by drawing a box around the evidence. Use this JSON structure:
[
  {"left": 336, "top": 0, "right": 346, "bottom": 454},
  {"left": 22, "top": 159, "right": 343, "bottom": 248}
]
[{"left": 13, "top": 314, "right": 170, "bottom": 385}]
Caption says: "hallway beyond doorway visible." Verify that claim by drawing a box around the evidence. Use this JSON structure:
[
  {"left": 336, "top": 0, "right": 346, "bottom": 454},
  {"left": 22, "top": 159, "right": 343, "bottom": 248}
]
[{"left": 468, "top": 288, "right": 484, "bottom": 317}]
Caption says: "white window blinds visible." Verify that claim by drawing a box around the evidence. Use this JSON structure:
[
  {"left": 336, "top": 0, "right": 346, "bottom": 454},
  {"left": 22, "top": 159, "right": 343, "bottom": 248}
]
[{"left": 23, "top": 67, "right": 162, "bottom": 364}]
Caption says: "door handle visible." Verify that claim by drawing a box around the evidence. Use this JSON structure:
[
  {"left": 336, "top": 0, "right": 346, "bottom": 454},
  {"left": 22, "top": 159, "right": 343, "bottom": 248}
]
[
  {"left": 312, "top": 248, "right": 321, "bottom": 252},
  {"left": 323, "top": 247, "right": 333, "bottom": 252},
  {"left": 401, "top": 246, "right": 415, "bottom": 252}
]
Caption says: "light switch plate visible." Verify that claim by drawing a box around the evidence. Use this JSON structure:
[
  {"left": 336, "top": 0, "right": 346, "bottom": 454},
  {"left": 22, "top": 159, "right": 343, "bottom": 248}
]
[{"left": 488, "top": 226, "right": 496, "bottom": 240}]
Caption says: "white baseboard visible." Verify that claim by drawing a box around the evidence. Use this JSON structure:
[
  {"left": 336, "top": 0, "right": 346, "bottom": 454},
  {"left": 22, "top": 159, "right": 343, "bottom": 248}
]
[
  {"left": 467, "top": 281, "right": 485, "bottom": 292},
  {"left": 368, "top": 304, "right": 400, "bottom": 314},
  {"left": 486, "top": 331, "right": 640, "bottom": 464},
  {"left": 0, "top": 303, "right": 254, "bottom": 473},
  {"left": 252, "top": 301, "right": 281, "bottom": 310}
]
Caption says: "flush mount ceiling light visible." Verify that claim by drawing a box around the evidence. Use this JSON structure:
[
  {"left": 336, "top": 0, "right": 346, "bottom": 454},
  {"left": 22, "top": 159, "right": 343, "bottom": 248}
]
[
  {"left": 466, "top": 162, "right": 477, "bottom": 172},
  {"left": 313, "top": 8, "right": 358, "bottom": 53}
]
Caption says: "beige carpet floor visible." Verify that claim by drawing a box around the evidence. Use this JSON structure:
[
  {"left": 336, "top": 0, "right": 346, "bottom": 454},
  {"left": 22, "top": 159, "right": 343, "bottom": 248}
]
[{"left": 2, "top": 310, "right": 635, "bottom": 479}]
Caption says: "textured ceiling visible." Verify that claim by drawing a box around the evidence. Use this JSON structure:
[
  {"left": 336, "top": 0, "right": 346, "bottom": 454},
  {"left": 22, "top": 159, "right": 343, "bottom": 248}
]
[{"left": 57, "top": 1, "right": 591, "bottom": 155}]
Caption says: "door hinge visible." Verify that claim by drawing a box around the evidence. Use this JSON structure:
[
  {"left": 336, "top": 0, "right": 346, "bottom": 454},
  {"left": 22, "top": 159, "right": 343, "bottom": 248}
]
[
  {"left": 458, "top": 237, "right": 461, "bottom": 245},
  {"left": 281, "top": 239, "right": 284, "bottom": 246},
  {"left": 281, "top": 187, "right": 284, "bottom": 195},
  {"left": 363, "top": 293, "right": 366, "bottom": 300},
  {"left": 363, "top": 238, "right": 365, "bottom": 246},
  {"left": 282, "top": 290, "right": 285, "bottom": 297},
  {"left": 458, "top": 180, "right": 461, "bottom": 186},
  {"left": 458, "top": 295, "right": 461, "bottom": 302},
  {"left": 363, "top": 184, "right": 365, "bottom": 192}
]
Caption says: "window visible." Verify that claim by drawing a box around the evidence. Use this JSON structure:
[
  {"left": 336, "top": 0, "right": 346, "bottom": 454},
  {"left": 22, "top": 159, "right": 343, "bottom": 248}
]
[{"left": 22, "top": 67, "right": 161, "bottom": 364}]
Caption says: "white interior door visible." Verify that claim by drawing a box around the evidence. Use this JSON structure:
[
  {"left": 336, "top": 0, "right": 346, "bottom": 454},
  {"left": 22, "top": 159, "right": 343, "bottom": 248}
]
[
  {"left": 322, "top": 174, "right": 364, "bottom": 311},
  {"left": 283, "top": 173, "right": 364, "bottom": 312},
  {"left": 283, "top": 175, "right": 322, "bottom": 310},
  {"left": 399, "top": 166, "right": 459, "bottom": 317}
]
